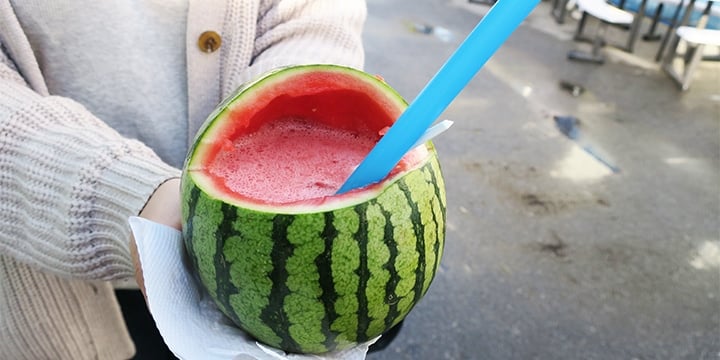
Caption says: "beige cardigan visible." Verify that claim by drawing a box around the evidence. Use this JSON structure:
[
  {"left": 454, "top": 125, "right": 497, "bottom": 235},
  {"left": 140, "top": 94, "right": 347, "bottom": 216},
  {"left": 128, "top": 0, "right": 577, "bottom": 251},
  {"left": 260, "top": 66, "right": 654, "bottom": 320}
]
[{"left": 0, "top": 1, "right": 366, "bottom": 358}]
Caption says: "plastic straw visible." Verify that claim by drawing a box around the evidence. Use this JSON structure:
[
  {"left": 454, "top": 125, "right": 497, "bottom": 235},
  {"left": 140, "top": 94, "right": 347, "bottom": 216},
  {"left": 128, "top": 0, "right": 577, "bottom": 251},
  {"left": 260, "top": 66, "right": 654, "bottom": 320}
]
[{"left": 337, "top": 0, "right": 540, "bottom": 194}]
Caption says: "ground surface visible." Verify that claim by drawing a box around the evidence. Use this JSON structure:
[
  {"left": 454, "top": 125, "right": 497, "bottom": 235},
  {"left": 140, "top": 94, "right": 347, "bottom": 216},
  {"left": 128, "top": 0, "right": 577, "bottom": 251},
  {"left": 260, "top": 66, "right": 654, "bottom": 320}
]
[{"left": 363, "top": 1, "right": 720, "bottom": 359}]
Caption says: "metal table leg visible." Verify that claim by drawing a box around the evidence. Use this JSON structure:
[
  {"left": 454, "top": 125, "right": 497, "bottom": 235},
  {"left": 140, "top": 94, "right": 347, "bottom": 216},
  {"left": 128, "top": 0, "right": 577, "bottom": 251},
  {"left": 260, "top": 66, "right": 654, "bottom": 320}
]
[
  {"left": 624, "top": 0, "right": 650, "bottom": 52},
  {"left": 656, "top": 0, "right": 694, "bottom": 61},
  {"left": 552, "top": 0, "right": 572, "bottom": 24},
  {"left": 643, "top": 3, "right": 666, "bottom": 40}
]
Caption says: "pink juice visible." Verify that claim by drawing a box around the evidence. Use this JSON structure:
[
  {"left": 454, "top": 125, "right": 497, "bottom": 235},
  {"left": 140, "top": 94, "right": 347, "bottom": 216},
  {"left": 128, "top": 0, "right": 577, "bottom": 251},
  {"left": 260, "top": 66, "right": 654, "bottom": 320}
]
[{"left": 208, "top": 118, "right": 379, "bottom": 204}]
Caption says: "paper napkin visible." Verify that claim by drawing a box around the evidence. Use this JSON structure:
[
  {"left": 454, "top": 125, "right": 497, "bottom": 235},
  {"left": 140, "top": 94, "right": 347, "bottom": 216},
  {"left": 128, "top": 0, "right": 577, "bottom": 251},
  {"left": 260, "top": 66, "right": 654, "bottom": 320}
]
[{"left": 128, "top": 216, "right": 377, "bottom": 360}]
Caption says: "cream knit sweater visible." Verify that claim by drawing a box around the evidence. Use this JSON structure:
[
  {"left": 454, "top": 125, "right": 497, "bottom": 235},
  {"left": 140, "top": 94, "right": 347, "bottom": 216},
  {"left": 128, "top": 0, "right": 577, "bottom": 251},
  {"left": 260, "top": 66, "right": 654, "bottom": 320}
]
[{"left": 0, "top": 1, "right": 366, "bottom": 358}]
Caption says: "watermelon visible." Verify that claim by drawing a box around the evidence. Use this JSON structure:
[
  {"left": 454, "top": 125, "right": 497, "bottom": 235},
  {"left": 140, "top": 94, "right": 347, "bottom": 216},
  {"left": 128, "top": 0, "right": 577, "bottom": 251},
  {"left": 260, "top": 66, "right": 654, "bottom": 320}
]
[{"left": 181, "top": 64, "right": 446, "bottom": 354}]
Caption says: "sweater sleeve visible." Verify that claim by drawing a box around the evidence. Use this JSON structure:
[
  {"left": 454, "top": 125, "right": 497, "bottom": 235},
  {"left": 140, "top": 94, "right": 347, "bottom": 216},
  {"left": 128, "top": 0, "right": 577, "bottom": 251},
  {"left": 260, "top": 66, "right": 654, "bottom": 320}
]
[
  {"left": 227, "top": 0, "right": 367, "bottom": 91},
  {"left": 0, "top": 48, "right": 181, "bottom": 281}
]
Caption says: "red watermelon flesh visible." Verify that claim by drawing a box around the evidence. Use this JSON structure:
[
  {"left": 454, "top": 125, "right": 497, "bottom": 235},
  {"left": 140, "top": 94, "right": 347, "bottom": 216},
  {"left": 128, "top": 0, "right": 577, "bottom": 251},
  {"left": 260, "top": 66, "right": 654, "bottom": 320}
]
[
  {"left": 193, "top": 67, "right": 430, "bottom": 207},
  {"left": 206, "top": 118, "right": 428, "bottom": 205}
]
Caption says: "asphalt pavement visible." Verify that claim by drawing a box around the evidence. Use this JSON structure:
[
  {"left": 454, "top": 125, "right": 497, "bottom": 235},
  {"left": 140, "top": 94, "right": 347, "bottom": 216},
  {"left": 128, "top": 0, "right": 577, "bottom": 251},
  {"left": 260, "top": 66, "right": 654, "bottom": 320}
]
[{"left": 362, "top": 1, "right": 720, "bottom": 359}]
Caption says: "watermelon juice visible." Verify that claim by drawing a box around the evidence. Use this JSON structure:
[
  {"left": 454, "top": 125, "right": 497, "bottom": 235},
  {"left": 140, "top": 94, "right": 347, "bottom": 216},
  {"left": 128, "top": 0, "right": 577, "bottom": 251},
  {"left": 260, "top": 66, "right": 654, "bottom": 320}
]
[
  {"left": 207, "top": 117, "right": 429, "bottom": 205},
  {"left": 208, "top": 118, "right": 379, "bottom": 203}
]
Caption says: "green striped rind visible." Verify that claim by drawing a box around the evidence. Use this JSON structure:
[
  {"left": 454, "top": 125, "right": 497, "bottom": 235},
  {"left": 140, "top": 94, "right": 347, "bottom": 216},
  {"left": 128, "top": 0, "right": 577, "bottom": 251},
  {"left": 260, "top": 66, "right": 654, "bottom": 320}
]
[{"left": 182, "top": 150, "right": 446, "bottom": 354}]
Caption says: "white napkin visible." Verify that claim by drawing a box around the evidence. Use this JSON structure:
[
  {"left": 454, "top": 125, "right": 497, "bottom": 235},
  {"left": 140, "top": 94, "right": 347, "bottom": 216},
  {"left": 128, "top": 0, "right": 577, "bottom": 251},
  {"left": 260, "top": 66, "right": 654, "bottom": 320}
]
[{"left": 128, "top": 216, "right": 377, "bottom": 360}]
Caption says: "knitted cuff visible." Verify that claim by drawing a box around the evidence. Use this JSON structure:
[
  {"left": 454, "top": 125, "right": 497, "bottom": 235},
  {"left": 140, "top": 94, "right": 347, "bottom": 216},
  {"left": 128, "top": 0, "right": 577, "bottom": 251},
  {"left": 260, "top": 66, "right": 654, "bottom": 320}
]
[{"left": 0, "top": 84, "right": 181, "bottom": 280}]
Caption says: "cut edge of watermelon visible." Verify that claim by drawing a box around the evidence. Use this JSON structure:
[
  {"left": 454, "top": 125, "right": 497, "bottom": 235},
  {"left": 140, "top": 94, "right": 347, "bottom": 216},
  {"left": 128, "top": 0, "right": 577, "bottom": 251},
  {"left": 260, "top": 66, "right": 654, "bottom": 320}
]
[
  {"left": 184, "top": 64, "right": 423, "bottom": 214},
  {"left": 186, "top": 65, "right": 407, "bottom": 169},
  {"left": 188, "top": 144, "right": 434, "bottom": 214}
]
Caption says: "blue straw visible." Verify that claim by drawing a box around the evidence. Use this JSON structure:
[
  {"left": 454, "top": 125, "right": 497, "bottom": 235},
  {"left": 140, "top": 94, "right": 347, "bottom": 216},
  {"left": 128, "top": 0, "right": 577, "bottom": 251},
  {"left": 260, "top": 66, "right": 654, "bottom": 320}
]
[{"left": 337, "top": 0, "right": 540, "bottom": 194}]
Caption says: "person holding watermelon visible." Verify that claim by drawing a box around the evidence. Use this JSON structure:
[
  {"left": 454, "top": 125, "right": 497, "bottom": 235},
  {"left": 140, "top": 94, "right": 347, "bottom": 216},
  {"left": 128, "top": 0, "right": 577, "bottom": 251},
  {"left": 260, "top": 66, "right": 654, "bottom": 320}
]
[{"left": 0, "top": 1, "right": 402, "bottom": 358}]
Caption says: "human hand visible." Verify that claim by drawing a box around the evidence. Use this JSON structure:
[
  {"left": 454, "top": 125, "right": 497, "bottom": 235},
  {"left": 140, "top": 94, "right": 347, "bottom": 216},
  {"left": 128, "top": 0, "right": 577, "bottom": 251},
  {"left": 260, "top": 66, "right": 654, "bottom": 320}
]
[{"left": 130, "top": 178, "right": 181, "bottom": 294}]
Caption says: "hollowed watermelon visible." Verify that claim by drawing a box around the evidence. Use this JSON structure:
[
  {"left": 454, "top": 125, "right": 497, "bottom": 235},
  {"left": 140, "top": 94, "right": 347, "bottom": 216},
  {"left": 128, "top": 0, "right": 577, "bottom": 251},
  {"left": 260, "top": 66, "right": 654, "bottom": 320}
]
[{"left": 181, "top": 64, "right": 446, "bottom": 354}]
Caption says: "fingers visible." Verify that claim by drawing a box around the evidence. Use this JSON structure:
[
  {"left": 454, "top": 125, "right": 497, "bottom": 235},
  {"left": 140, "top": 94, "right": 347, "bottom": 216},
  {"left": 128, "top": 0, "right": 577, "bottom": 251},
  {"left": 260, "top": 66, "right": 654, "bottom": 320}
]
[
  {"left": 129, "top": 236, "right": 147, "bottom": 299},
  {"left": 140, "top": 178, "right": 182, "bottom": 231}
]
